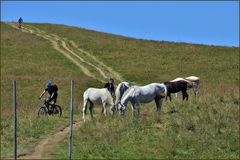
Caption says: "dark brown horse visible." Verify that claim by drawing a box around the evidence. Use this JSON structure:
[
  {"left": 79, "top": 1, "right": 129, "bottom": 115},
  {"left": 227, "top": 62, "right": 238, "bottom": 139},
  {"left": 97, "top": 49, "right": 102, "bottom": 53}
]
[{"left": 164, "top": 80, "right": 192, "bottom": 101}]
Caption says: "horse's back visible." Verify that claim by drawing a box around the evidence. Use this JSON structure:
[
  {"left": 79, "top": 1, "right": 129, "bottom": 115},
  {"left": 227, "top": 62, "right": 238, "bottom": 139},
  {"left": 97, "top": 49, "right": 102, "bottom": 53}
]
[
  {"left": 85, "top": 88, "right": 108, "bottom": 94},
  {"left": 84, "top": 88, "right": 110, "bottom": 103},
  {"left": 170, "top": 78, "right": 191, "bottom": 84},
  {"left": 164, "top": 80, "right": 189, "bottom": 93},
  {"left": 136, "top": 83, "right": 166, "bottom": 102},
  {"left": 171, "top": 77, "right": 185, "bottom": 82}
]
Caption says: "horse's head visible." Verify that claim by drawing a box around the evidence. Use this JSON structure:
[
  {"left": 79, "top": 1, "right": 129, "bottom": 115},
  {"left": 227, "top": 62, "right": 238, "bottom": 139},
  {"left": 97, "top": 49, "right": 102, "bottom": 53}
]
[
  {"left": 118, "top": 102, "right": 126, "bottom": 115},
  {"left": 187, "top": 81, "right": 194, "bottom": 89},
  {"left": 191, "top": 82, "right": 199, "bottom": 96}
]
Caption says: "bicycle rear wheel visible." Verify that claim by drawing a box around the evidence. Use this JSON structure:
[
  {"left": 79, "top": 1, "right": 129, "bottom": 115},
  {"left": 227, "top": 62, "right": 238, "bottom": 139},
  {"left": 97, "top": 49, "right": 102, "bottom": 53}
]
[
  {"left": 52, "top": 105, "right": 62, "bottom": 117},
  {"left": 38, "top": 106, "right": 47, "bottom": 117}
]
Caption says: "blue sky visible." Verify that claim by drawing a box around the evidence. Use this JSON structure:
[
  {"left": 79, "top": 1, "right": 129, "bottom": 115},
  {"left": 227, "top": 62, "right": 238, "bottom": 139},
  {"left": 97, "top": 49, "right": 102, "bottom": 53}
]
[{"left": 1, "top": 1, "right": 239, "bottom": 47}]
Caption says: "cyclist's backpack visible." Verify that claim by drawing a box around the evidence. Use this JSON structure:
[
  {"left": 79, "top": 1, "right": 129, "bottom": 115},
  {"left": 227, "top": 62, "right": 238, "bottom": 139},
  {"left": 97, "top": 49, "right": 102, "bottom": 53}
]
[{"left": 52, "top": 84, "right": 58, "bottom": 92}]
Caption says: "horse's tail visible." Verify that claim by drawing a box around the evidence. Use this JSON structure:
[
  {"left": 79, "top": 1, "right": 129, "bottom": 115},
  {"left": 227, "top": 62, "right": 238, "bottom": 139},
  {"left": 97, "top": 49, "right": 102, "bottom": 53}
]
[
  {"left": 163, "top": 84, "right": 168, "bottom": 97},
  {"left": 83, "top": 91, "right": 89, "bottom": 121},
  {"left": 83, "top": 91, "right": 88, "bottom": 106}
]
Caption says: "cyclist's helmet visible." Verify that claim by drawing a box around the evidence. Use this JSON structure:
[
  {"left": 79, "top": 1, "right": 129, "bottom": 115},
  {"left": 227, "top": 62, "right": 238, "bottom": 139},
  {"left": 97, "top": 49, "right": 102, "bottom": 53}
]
[{"left": 45, "top": 81, "right": 52, "bottom": 88}]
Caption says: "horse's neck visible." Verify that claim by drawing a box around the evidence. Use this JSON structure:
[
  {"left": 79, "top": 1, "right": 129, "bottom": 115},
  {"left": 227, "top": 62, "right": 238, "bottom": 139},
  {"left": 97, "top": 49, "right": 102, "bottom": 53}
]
[
  {"left": 121, "top": 84, "right": 130, "bottom": 97},
  {"left": 121, "top": 95, "right": 131, "bottom": 107},
  {"left": 115, "top": 83, "right": 125, "bottom": 103},
  {"left": 115, "top": 84, "right": 121, "bottom": 104},
  {"left": 119, "top": 83, "right": 131, "bottom": 100},
  {"left": 121, "top": 88, "right": 134, "bottom": 107}
]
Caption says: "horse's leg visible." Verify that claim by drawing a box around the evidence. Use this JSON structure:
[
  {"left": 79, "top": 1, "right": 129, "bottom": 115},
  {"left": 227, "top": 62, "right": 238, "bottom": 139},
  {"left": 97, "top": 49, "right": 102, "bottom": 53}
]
[
  {"left": 193, "top": 84, "right": 199, "bottom": 96},
  {"left": 135, "top": 101, "right": 140, "bottom": 118},
  {"left": 102, "top": 101, "right": 107, "bottom": 116},
  {"left": 155, "top": 97, "right": 163, "bottom": 113},
  {"left": 89, "top": 101, "right": 94, "bottom": 119},
  {"left": 155, "top": 97, "right": 163, "bottom": 122},
  {"left": 169, "top": 93, "right": 172, "bottom": 101},
  {"left": 130, "top": 100, "right": 136, "bottom": 118},
  {"left": 82, "top": 99, "right": 88, "bottom": 122},
  {"left": 165, "top": 93, "right": 169, "bottom": 101},
  {"left": 186, "top": 91, "right": 189, "bottom": 101},
  {"left": 110, "top": 104, "right": 115, "bottom": 115},
  {"left": 182, "top": 88, "right": 188, "bottom": 101},
  {"left": 182, "top": 90, "right": 185, "bottom": 100}
]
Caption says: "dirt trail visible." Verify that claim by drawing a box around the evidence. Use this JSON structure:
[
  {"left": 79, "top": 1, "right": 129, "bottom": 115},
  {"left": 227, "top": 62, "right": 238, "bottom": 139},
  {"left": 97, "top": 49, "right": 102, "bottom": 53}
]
[
  {"left": 6, "top": 22, "right": 124, "bottom": 159},
  {"left": 18, "top": 120, "right": 83, "bottom": 159}
]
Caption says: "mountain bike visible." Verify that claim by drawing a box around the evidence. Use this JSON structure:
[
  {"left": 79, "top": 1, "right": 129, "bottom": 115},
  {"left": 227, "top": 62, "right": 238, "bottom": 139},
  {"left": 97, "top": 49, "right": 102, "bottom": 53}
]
[{"left": 38, "top": 98, "right": 62, "bottom": 117}]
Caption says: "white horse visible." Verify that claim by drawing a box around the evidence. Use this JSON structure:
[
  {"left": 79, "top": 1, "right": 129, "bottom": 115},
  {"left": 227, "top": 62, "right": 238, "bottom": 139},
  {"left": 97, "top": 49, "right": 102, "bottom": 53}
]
[
  {"left": 114, "top": 81, "right": 134, "bottom": 109},
  {"left": 118, "top": 83, "right": 167, "bottom": 117},
  {"left": 171, "top": 76, "right": 200, "bottom": 97},
  {"left": 82, "top": 88, "right": 114, "bottom": 122}
]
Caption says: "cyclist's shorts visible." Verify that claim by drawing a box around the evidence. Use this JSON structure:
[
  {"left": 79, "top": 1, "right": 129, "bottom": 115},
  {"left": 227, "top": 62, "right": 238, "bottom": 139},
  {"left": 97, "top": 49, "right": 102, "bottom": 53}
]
[{"left": 49, "top": 92, "right": 58, "bottom": 103}]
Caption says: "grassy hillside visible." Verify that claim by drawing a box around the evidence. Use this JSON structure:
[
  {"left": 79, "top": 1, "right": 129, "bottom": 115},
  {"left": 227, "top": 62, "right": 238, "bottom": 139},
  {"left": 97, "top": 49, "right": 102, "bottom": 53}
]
[
  {"left": 30, "top": 23, "right": 239, "bottom": 86},
  {"left": 1, "top": 22, "right": 239, "bottom": 159},
  {"left": 1, "top": 22, "right": 100, "bottom": 158}
]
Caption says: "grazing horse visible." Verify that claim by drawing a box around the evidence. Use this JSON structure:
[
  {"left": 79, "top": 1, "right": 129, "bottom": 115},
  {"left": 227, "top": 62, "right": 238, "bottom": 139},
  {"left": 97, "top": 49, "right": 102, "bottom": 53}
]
[
  {"left": 164, "top": 80, "right": 192, "bottom": 101},
  {"left": 185, "top": 76, "right": 200, "bottom": 96},
  {"left": 82, "top": 88, "right": 114, "bottom": 122},
  {"left": 118, "top": 83, "right": 167, "bottom": 117},
  {"left": 171, "top": 76, "right": 200, "bottom": 97},
  {"left": 114, "top": 82, "right": 134, "bottom": 112}
]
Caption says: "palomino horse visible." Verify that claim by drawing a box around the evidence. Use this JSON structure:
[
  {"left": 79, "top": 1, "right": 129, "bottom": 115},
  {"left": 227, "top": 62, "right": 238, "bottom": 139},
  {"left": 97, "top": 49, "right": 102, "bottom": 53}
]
[
  {"left": 164, "top": 80, "right": 192, "bottom": 101},
  {"left": 82, "top": 88, "right": 114, "bottom": 122},
  {"left": 118, "top": 83, "right": 167, "bottom": 117},
  {"left": 114, "top": 81, "right": 134, "bottom": 112},
  {"left": 171, "top": 76, "right": 200, "bottom": 97}
]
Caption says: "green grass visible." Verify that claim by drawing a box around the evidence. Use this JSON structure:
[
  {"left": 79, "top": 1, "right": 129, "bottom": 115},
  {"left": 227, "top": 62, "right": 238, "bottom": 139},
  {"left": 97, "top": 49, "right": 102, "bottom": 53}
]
[
  {"left": 1, "top": 22, "right": 239, "bottom": 159},
  {"left": 54, "top": 98, "right": 239, "bottom": 159}
]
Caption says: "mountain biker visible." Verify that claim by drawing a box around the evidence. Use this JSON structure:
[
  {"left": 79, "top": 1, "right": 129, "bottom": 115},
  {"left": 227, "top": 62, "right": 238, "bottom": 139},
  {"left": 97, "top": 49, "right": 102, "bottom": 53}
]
[
  {"left": 39, "top": 81, "right": 58, "bottom": 110},
  {"left": 18, "top": 17, "right": 23, "bottom": 29},
  {"left": 104, "top": 78, "right": 115, "bottom": 96}
]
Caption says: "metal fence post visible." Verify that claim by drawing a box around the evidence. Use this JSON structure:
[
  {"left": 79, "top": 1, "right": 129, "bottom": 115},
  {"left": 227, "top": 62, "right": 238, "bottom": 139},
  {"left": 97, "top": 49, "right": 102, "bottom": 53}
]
[
  {"left": 69, "top": 80, "right": 74, "bottom": 160},
  {"left": 13, "top": 80, "right": 17, "bottom": 160}
]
